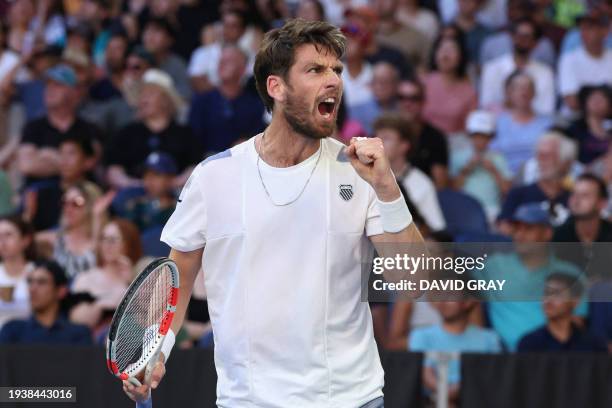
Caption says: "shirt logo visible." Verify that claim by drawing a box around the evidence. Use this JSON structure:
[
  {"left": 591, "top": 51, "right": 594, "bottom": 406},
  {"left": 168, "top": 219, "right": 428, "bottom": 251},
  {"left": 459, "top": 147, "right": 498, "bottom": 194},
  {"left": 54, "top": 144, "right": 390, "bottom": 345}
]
[{"left": 339, "top": 184, "right": 353, "bottom": 201}]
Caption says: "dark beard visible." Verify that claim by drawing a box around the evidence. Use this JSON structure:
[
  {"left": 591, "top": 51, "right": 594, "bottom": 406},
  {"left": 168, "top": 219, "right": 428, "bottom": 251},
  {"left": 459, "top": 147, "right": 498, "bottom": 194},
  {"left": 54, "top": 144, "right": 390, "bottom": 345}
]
[
  {"left": 514, "top": 45, "right": 531, "bottom": 57},
  {"left": 283, "top": 88, "right": 336, "bottom": 140}
]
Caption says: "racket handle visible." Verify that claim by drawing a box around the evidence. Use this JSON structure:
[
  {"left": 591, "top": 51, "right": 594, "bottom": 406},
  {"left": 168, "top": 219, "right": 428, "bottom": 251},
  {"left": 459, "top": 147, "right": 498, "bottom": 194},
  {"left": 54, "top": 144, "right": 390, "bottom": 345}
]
[{"left": 144, "top": 347, "right": 162, "bottom": 385}]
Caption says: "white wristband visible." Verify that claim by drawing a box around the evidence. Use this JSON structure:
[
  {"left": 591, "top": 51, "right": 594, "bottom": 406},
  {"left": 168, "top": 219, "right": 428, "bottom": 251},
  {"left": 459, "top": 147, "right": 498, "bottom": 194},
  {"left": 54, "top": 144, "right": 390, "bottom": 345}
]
[
  {"left": 377, "top": 194, "right": 413, "bottom": 233},
  {"left": 161, "top": 329, "right": 176, "bottom": 363}
]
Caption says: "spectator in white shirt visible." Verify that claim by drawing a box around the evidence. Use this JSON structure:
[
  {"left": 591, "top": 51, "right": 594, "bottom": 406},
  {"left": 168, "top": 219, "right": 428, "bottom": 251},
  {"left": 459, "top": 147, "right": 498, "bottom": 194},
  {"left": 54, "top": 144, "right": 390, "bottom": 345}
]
[
  {"left": 558, "top": 11, "right": 612, "bottom": 113},
  {"left": 373, "top": 113, "right": 447, "bottom": 231},
  {"left": 480, "top": 18, "right": 555, "bottom": 115},
  {"left": 340, "top": 23, "right": 374, "bottom": 109}
]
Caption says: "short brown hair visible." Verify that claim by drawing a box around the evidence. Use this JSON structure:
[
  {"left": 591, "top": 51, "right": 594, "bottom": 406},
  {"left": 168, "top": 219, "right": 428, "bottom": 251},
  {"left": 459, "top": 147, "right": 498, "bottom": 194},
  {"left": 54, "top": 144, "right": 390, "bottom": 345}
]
[
  {"left": 373, "top": 113, "right": 416, "bottom": 145},
  {"left": 253, "top": 18, "right": 346, "bottom": 112}
]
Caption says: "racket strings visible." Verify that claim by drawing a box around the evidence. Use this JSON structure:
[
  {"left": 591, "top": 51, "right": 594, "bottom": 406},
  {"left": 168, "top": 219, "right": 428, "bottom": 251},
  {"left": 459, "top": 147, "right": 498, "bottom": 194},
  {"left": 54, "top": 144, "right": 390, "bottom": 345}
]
[{"left": 115, "top": 264, "right": 172, "bottom": 372}]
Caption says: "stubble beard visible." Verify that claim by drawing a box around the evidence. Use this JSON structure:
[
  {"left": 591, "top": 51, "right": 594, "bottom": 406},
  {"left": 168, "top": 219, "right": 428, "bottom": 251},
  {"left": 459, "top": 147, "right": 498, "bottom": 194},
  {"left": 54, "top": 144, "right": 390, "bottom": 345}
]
[{"left": 282, "top": 88, "right": 336, "bottom": 140}]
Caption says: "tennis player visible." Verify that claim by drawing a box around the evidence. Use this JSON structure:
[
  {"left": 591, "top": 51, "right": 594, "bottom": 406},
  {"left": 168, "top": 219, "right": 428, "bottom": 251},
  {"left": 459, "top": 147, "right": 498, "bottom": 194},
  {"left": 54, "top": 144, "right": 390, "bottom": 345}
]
[{"left": 123, "top": 18, "right": 424, "bottom": 408}]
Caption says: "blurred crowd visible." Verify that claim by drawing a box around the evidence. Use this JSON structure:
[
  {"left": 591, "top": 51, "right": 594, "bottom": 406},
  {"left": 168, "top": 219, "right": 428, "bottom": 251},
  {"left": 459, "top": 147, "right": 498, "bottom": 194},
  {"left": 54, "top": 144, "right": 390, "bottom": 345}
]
[{"left": 0, "top": 0, "right": 611, "bottom": 406}]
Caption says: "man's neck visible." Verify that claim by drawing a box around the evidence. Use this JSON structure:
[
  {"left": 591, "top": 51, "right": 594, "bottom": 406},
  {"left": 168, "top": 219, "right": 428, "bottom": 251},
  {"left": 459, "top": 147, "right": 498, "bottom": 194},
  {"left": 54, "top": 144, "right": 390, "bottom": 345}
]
[
  {"left": 575, "top": 215, "right": 601, "bottom": 243},
  {"left": 390, "top": 159, "right": 409, "bottom": 178},
  {"left": 520, "top": 250, "right": 550, "bottom": 270},
  {"left": 48, "top": 110, "right": 75, "bottom": 132},
  {"left": 442, "top": 317, "right": 469, "bottom": 335},
  {"left": 258, "top": 117, "right": 321, "bottom": 168},
  {"left": 585, "top": 44, "right": 604, "bottom": 58},
  {"left": 35, "top": 304, "right": 60, "bottom": 328},
  {"left": 144, "top": 115, "right": 171, "bottom": 133},
  {"left": 513, "top": 53, "right": 530, "bottom": 69},
  {"left": 456, "top": 14, "right": 477, "bottom": 30},
  {"left": 538, "top": 177, "right": 562, "bottom": 199},
  {"left": 547, "top": 316, "right": 573, "bottom": 343},
  {"left": 346, "top": 58, "right": 364, "bottom": 78},
  {"left": 219, "top": 80, "right": 242, "bottom": 100}
]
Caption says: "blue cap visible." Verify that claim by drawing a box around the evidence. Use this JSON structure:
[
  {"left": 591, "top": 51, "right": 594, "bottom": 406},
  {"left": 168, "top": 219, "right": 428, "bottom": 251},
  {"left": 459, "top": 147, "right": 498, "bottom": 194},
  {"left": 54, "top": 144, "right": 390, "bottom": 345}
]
[
  {"left": 512, "top": 203, "right": 551, "bottom": 226},
  {"left": 45, "top": 64, "right": 77, "bottom": 87},
  {"left": 145, "top": 152, "right": 178, "bottom": 175}
]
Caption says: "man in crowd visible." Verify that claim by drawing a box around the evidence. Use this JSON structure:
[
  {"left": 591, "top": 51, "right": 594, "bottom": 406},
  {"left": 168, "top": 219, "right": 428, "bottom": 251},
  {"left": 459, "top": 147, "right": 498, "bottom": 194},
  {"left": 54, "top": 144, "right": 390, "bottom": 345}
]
[{"left": 0, "top": 260, "right": 91, "bottom": 344}]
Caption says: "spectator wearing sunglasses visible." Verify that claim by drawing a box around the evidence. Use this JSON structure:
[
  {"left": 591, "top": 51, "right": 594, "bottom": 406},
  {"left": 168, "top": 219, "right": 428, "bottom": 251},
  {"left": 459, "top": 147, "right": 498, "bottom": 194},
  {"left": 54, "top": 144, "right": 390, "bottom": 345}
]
[{"left": 0, "top": 260, "right": 92, "bottom": 345}]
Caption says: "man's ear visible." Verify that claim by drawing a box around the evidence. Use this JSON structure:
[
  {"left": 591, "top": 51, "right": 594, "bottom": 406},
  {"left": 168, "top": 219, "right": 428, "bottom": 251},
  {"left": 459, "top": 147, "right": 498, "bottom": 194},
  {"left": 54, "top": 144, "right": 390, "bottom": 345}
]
[{"left": 267, "top": 75, "right": 286, "bottom": 105}]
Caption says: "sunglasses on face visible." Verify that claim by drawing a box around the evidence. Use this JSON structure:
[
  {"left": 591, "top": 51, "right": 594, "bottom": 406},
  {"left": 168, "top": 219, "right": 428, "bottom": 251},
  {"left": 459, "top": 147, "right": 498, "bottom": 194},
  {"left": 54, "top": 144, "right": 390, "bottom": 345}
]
[
  {"left": 26, "top": 277, "right": 52, "bottom": 286},
  {"left": 62, "top": 196, "right": 86, "bottom": 208},
  {"left": 398, "top": 93, "right": 423, "bottom": 102}
]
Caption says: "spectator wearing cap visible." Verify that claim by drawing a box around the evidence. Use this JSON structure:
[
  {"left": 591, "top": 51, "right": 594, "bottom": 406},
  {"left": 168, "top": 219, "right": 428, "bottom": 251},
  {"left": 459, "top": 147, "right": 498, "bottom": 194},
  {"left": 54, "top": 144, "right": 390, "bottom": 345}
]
[
  {"left": 397, "top": 78, "right": 450, "bottom": 189},
  {"left": 518, "top": 273, "right": 608, "bottom": 352},
  {"left": 106, "top": 69, "right": 203, "bottom": 189},
  {"left": 553, "top": 173, "right": 612, "bottom": 277},
  {"left": 564, "top": 85, "right": 612, "bottom": 165},
  {"left": 17, "top": 64, "right": 103, "bottom": 189},
  {"left": 188, "top": 9, "right": 253, "bottom": 94},
  {"left": 472, "top": 202, "right": 587, "bottom": 350},
  {"left": 480, "top": 18, "right": 556, "bottom": 116},
  {"left": 0, "top": 260, "right": 92, "bottom": 345},
  {"left": 124, "top": 152, "right": 178, "bottom": 232},
  {"left": 558, "top": 11, "right": 612, "bottom": 113},
  {"left": 189, "top": 45, "right": 265, "bottom": 156},
  {"left": 450, "top": 110, "right": 512, "bottom": 222},
  {"left": 142, "top": 17, "right": 191, "bottom": 100},
  {"left": 373, "top": 113, "right": 447, "bottom": 232}
]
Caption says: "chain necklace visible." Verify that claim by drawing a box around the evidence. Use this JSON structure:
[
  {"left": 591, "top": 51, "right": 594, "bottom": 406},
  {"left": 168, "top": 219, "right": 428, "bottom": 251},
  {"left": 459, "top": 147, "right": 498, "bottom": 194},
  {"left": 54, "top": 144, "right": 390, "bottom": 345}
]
[{"left": 256, "top": 131, "right": 322, "bottom": 206}]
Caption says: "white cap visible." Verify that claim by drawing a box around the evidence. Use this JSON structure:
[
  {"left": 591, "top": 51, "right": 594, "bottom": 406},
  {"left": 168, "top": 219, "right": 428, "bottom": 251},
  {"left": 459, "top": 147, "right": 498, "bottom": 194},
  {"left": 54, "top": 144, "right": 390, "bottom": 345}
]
[
  {"left": 142, "top": 68, "right": 185, "bottom": 112},
  {"left": 466, "top": 110, "right": 496, "bottom": 135}
]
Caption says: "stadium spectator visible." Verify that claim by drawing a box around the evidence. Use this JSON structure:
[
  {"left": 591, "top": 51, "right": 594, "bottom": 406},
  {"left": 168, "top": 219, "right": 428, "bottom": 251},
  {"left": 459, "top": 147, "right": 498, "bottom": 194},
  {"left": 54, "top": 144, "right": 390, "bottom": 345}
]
[
  {"left": 106, "top": 68, "right": 202, "bottom": 189},
  {"left": 479, "top": 0, "right": 557, "bottom": 68},
  {"left": 497, "top": 137, "right": 571, "bottom": 235},
  {"left": 475, "top": 203, "right": 587, "bottom": 350},
  {"left": 349, "top": 61, "right": 400, "bottom": 134},
  {"left": 334, "top": 95, "right": 368, "bottom": 143},
  {"left": 36, "top": 183, "right": 108, "bottom": 280},
  {"left": 409, "top": 295, "right": 502, "bottom": 407},
  {"left": 395, "top": 0, "right": 440, "bottom": 42},
  {"left": 124, "top": 152, "right": 177, "bottom": 232},
  {"left": 89, "top": 30, "right": 129, "bottom": 102},
  {"left": 188, "top": 9, "right": 251, "bottom": 94},
  {"left": 345, "top": 6, "right": 414, "bottom": 77},
  {"left": 558, "top": 10, "right": 612, "bottom": 113},
  {"left": 589, "top": 144, "right": 612, "bottom": 217},
  {"left": 450, "top": 110, "right": 512, "bottom": 222},
  {"left": 518, "top": 273, "right": 608, "bottom": 352},
  {"left": 564, "top": 85, "right": 612, "bottom": 165},
  {"left": 0, "top": 260, "right": 91, "bottom": 345},
  {"left": 397, "top": 78, "right": 449, "bottom": 189},
  {"left": 189, "top": 45, "right": 265, "bottom": 155},
  {"left": 142, "top": 17, "right": 191, "bottom": 100},
  {"left": 516, "top": 131, "right": 582, "bottom": 187},
  {"left": 373, "top": 113, "right": 446, "bottom": 231},
  {"left": 480, "top": 18, "right": 555, "bottom": 115},
  {"left": 0, "top": 215, "right": 36, "bottom": 328},
  {"left": 490, "top": 71, "right": 554, "bottom": 175},
  {"left": 589, "top": 280, "right": 612, "bottom": 352},
  {"left": 23, "top": 133, "right": 100, "bottom": 231},
  {"left": 295, "top": 0, "right": 326, "bottom": 21},
  {"left": 451, "top": 0, "right": 491, "bottom": 64},
  {"left": 16, "top": 64, "right": 102, "bottom": 188},
  {"left": 422, "top": 35, "right": 478, "bottom": 134},
  {"left": 340, "top": 22, "right": 375, "bottom": 110},
  {"left": 70, "top": 218, "right": 142, "bottom": 331},
  {"left": 553, "top": 174, "right": 612, "bottom": 277}
]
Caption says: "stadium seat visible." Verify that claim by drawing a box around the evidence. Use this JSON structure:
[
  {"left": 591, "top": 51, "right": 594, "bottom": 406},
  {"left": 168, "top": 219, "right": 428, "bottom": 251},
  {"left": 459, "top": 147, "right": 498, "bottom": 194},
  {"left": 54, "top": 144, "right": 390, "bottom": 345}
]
[{"left": 437, "top": 189, "right": 489, "bottom": 236}]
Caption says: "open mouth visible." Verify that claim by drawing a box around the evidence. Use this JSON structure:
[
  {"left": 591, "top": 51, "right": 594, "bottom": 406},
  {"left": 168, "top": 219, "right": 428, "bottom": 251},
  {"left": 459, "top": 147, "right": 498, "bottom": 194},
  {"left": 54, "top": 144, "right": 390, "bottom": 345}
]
[{"left": 317, "top": 97, "right": 337, "bottom": 118}]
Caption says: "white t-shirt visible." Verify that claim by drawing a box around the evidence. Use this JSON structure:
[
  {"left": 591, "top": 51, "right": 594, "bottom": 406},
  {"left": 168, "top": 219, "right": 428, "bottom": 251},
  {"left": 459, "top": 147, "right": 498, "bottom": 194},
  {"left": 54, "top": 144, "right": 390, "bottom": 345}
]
[
  {"left": 161, "top": 136, "right": 385, "bottom": 407},
  {"left": 558, "top": 48, "right": 612, "bottom": 96},
  {"left": 399, "top": 167, "right": 447, "bottom": 232},
  {"left": 188, "top": 42, "right": 254, "bottom": 87},
  {"left": 479, "top": 54, "right": 556, "bottom": 115},
  {"left": 0, "top": 262, "right": 34, "bottom": 328},
  {"left": 341, "top": 63, "right": 374, "bottom": 108}
]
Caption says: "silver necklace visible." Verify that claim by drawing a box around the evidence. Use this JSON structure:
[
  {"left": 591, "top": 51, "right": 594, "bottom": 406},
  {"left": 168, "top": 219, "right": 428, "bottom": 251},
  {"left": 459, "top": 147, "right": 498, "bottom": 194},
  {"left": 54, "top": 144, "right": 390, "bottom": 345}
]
[{"left": 256, "top": 131, "right": 322, "bottom": 206}]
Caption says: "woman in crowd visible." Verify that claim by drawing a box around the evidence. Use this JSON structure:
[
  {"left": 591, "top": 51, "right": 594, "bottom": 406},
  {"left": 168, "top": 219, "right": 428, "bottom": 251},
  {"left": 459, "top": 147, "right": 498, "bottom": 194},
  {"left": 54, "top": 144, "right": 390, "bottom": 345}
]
[
  {"left": 565, "top": 85, "right": 612, "bottom": 165},
  {"left": 0, "top": 215, "right": 36, "bottom": 328},
  {"left": 421, "top": 34, "right": 477, "bottom": 135},
  {"left": 491, "top": 70, "right": 553, "bottom": 175},
  {"left": 70, "top": 218, "right": 142, "bottom": 333}
]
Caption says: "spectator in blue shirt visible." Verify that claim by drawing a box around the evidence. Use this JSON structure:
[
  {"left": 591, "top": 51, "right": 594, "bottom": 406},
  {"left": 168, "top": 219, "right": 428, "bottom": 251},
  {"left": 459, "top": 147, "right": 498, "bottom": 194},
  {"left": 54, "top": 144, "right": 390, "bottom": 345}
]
[
  {"left": 409, "top": 294, "right": 502, "bottom": 407},
  {"left": 189, "top": 44, "right": 266, "bottom": 156},
  {"left": 0, "top": 260, "right": 91, "bottom": 345},
  {"left": 518, "top": 273, "right": 608, "bottom": 352}
]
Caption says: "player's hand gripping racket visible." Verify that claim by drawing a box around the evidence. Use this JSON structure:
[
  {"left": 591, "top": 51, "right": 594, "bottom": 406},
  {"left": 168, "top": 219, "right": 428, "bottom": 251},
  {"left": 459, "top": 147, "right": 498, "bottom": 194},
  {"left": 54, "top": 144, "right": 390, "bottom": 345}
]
[{"left": 106, "top": 257, "right": 179, "bottom": 388}]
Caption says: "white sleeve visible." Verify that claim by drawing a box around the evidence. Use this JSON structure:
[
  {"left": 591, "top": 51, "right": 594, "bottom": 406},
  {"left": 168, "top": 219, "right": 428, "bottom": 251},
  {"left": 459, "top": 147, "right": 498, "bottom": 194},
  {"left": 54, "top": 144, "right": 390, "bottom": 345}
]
[
  {"left": 365, "top": 186, "right": 384, "bottom": 237},
  {"left": 160, "top": 166, "right": 207, "bottom": 251},
  {"left": 535, "top": 66, "right": 555, "bottom": 115},
  {"left": 558, "top": 53, "right": 577, "bottom": 96},
  {"left": 418, "top": 184, "right": 447, "bottom": 231},
  {"left": 479, "top": 62, "right": 499, "bottom": 110},
  {"left": 187, "top": 48, "right": 207, "bottom": 77}
]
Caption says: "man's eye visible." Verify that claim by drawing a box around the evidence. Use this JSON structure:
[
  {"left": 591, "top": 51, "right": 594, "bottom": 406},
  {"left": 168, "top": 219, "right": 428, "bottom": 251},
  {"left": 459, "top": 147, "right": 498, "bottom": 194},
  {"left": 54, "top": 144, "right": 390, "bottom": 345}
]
[{"left": 308, "top": 67, "right": 318, "bottom": 73}]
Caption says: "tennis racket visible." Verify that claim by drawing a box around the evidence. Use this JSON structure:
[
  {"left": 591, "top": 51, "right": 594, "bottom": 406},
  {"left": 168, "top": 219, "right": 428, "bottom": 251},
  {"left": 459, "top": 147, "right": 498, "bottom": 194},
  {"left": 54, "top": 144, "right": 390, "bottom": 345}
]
[{"left": 106, "top": 257, "right": 179, "bottom": 387}]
